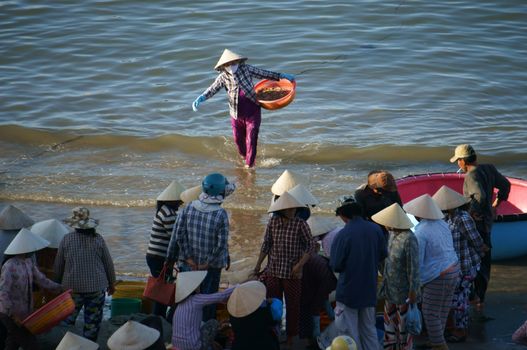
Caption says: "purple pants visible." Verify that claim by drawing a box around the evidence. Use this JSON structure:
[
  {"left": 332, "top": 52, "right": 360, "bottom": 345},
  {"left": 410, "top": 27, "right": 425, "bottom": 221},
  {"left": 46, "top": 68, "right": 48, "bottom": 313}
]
[{"left": 231, "top": 89, "right": 261, "bottom": 167}]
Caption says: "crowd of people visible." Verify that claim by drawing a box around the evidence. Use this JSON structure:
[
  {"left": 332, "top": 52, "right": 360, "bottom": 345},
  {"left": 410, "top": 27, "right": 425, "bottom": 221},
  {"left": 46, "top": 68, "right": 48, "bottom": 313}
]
[{"left": 0, "top": 143, "right": 520, "bottom": 350}]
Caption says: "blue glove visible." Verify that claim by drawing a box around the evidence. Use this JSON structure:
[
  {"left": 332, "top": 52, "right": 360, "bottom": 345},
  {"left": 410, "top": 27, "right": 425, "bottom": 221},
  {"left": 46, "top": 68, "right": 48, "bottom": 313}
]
[
  {"left": 280, "top": 73, "right": 295, "bottom": 82},
  {"left": 192, "top": 94, "right": 206, "bottom": 112}
]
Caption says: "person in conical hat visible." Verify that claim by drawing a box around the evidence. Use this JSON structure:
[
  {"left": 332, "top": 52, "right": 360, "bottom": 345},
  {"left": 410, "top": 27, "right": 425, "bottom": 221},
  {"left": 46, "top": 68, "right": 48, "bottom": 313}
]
[
  {"left": 432, "top": 186, "right": 485, "bottom": 342},
  {"left": 271, "top": 169, "right": 310, "bottom": 197},
  {"left": 146, "top": 180, "right": 185, "bottom": 319},
  {"left": 57, "top": 331, "right": 99, "bottom": 350},
  {"left": 171, "top": 270, "right": 236, "bottom": 350},
  {"left": 403, "top": 194, "right": 459, "bottom": 349},
  {"left": 30, "top": 219, "right": 71, "bottom": 281},
  {"left": 0, "top": 228, "right": 63, "bottom": 350},
  {"left": 372, "top": 203, "right": 420, "bottom": 349},
  {"left": 254, "top": 190, "right": 317, "bottom": 348},
  {"left": 288, "top": 183, "right": 319, "bottom": 221},
  {"left": 191, "top": 48, "right": 295, "bottom": 168},
  {"left": 107, "top": 320, "right": 161, "bottom": 350},
  {"left": 0, "top": 205, "right": 35, "bottom": 265}
]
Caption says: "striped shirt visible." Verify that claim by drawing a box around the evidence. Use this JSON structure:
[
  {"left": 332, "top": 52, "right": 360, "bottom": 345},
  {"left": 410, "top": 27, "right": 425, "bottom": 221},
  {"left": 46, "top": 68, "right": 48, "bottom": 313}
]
[
  {"left": 146, "top": 205, "right": 177, "bottom": 258},
  {"left": 54, "top": 230, "right": 116, "bottom": 293},
  {"left": 172, "top": 287, "right": 235, "bottom": 350},
  {"left": 202, "top": 63, "right": 281, "bottom": 119},
  {"left": 261, "top": 216, "right": 316, "bottom": 279},
  {"left": 447, "top": 208, "right": 484, "bottom": 276}
]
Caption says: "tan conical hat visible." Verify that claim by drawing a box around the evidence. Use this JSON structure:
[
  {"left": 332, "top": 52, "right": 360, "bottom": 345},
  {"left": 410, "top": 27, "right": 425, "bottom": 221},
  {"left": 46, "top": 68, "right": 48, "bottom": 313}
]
[
  {"left": 403, "top": 194, "right": 444, "bottom": 220},
  {"left": 371, "top": 203, "right": 414, "bottom": 230},
  {"left": 227, "top": 280, "right": 266, "bottom": 318},
  {"left": 107, "top": 320, "right": 159, "bottom": 350},
  {"left": 56, "top": 331, "right": 99, "bottom": 350},
  {"left": 180, "top": 185, "right": 202, "bottom": 204},
  {"left": 307, "top": 216, "right": 336, "bottom": 237},
  {"left": 156, "top": 181, "right": 186, "bottom": 201},
  {"left": 271, "top": 170, "right": 309, "bottom": 195},
  {"left": 175, "top": 270, "right": 208, "bottom": 303},
  {"left": 288, "top": 184, "right": 319, "bottom": 206},
  {"left": 214, "top": 49, "right": 247, "bottom": 70},
  {"left": 4, "top": 228, "right": 50, "bottom": 255},
  {"left": 31, "top": 219, "right": 71, "bottom": 249},
  {"left": 268, "top": 191, "right": 305, "bottom": 213},
  {"left": 0, "top": 205, "right": 34, "bottom": 230},
  {"left": 432, "top": 185, "right": 469, "bottom": 211}
]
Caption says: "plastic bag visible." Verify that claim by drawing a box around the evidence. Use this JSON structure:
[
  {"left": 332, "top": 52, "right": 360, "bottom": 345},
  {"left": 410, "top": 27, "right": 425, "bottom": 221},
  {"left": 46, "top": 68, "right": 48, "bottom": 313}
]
[{"left": 406, "top": 303, "right": 422, "bottom": 336}]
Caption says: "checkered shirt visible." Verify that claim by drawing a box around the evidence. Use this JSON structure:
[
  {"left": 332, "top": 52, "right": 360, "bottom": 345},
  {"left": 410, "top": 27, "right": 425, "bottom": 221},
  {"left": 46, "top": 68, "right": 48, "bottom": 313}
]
[
  {"left": 448, "top": 208, "right": 483, "bottom": 276},
  {"left": 167, "top": 203, "right": 229, "bottom": 269},
  {"left": 261, "top": 216, "right": 316, "bottom": 279},
  {"left": 202, "top": 63, "right": 281, "bottom": 119},
  {"left": 54, "top": 230, "right": 116, "bottom": 293}
]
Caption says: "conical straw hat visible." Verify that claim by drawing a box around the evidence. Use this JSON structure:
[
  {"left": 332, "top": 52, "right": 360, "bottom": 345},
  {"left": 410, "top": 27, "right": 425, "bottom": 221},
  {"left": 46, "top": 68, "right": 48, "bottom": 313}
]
[
  {"left": 371, "top": 203, "right": 414, "bottom": 230},
  {"left": 288, "top": 184, "right": 319, "bottom": 206},
  {"left": 432, "top": 185, "right": 469, "bottom": 211},
  {"left": 180, "top": 185, "right": 202, "bottom": 204},
  {"left": 175, "top": 270, "right": 208, "bottom": 303},
  {"left": 227, "top": 280, "right": 266, "bottom": 318},
  {"left": 268, "top": 192, "right": 306, "bottom": 213},
  {"left": 4, "top": 228, "right": 50, "bottom": 255},
  {"left": 0, "top": 205, "right": 34, "bottom": 230},
  {"left": 107, "top": 320, "right": 159, "bottom": 350},
  {"left": 271, "top": 170, "right": 309, "bottom": 195},
  {"left": 214, "top": 49, "right": 247, "bottom": 70},
  {"left": 403, "top": 194, "right": 444, "bottom": 220},
  {"left": 156, "top": 180, "right": 186, "bottom": 201},
  {"left": 307, "top": 216, "right": 336, "bottom": 237},
  {"left": 56, "top": 331, "right": 99, "bottom": 350},
  {"left": 31, "top": 219, "right": 71, "bottom": 249}
]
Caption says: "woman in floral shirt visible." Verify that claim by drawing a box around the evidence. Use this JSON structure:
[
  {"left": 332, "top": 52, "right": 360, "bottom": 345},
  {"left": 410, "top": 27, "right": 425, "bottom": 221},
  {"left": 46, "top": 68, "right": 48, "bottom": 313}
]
[{"left": 373, "top": 203, "right": 420, "bottom": 350}]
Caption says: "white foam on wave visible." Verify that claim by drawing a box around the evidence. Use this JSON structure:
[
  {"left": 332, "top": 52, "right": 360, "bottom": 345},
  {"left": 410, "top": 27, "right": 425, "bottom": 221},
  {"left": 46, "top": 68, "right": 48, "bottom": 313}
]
[{"left": 258, "top": 157, "right": 281, "bottom": 168}]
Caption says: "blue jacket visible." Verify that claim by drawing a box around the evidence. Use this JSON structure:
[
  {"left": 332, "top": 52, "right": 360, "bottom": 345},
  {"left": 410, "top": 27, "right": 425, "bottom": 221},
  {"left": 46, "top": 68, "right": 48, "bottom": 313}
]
[{"left": 330, "top": 216, "right": 387, "bottom": 309}]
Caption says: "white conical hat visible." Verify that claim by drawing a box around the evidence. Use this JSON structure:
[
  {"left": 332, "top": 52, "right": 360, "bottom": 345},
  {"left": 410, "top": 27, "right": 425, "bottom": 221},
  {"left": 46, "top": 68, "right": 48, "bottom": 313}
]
[
  {"left": 180, "top": 185, "right": 202, "bottom": 204},
  {"left": 156, "top": 181, "right": 186, "bottom": 201},
  {"left": 268, "top": 192, "right": 306, "bottom": 213},
  {"left": 403, "top": 194, "right": 444, "bottom": 220},
  {"left": 432, "top": 185, "right": 469, "bottom": 211},
  {"left": 0, "top": 205, "right": 34, "bottom": 230},
  {"left": 307, "top": 216, "right": 336, "bottom": 237},
  {"left": 227, "top": 280, "right": 266, "bottom": 318},
  {"left": 31, "top": 219, "right": 71, "bottom": 249},
  {"left": 107, "top": 320, "right": 160, "bottom": 350},
  {"left": 288, "top": 184, "right": 319, "bottom": 206},
  {"left": 175, "top": 270, "right": 208, "bottom": 303},
  {"left": 371, "top": 203, "right": 414, "bottom": 230},
  {"left": 214, "top": 49, "right": 247, "bottom": 70},
  {"left": 4, "top": 228, "right": 50, "bottom": 255},
  {"left": 56, "top": 331, "right": 99, "bottom": 350},
  {"left": 271, "top": 170, "right": 309, "bottom": 195}
]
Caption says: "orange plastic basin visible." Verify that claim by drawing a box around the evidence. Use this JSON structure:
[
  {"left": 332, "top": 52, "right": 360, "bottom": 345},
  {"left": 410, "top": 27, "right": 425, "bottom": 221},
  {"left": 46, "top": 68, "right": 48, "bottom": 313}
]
[
  {"left": 22, "top": 289, "right": 75, "bottom": 335},
  {"left": 254, "top": 78, "right": 296, "bottom": 110}
]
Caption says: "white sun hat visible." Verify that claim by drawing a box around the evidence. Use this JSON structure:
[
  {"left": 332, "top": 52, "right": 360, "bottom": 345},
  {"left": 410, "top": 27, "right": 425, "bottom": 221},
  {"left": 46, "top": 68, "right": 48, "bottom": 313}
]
[
  {"left": 432, "top": 185, "right": 470, "bottom": 211},
  {"left": 268, "top": 192, "right": 306, "bottom": 213},
  {"left": 288, "top": 184, "right": 319, "bottom": 206},
  {"left": 403, "top": 194, "right": 444, "bottom": 220},
  {"left": 271, "top": 170, "right": 309, "bottom": 196},
  {"left": 56, "top": 331, "right": 99, "bottom": 350},
  {"left": 214, "top": 49, "right": 247, "bottom": 70},
  {"left": 307, "top": 216, "right": 336, "bottom": 237},
  {"left": 107, "top": 320, "right": 160, "bottom": 350},
  {"left": 0, "top": 205, "right": 34, "bottom": 230},
  {"left": 156, "top": 181, "right": 186, "bottom": 201},
  {"left": 4, "top": 228, "right": 50, "bottom": 255},
  {"left": 30, "top": 219, "right": 71, "bottom": 249},
  {"left": 175, "top": 270, "right": 208, "bottom": 303},
  {"left": 371, "top": 203, "right": 414, "bottom": 230},
  {"left": 227, "top": 280, "right": 266, "bottom": 318},
  {"left": 180, "top": 185, "right": 202, "bottom": 204}
]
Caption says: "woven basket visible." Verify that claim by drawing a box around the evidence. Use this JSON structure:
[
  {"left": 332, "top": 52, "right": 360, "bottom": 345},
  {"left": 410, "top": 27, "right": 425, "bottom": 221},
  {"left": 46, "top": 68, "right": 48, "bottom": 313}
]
[{"left": 22, "top": 289, "right": 75, "bottom": 335}]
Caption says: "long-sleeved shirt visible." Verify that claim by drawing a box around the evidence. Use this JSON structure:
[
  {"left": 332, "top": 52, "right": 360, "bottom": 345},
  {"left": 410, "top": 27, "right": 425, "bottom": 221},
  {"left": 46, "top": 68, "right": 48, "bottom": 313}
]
[
  {"left": 146, "top": 205, "right": 177, "bottom": 259},
  {"left": 260, "top": 216, "right": 316, "bottom": 279},
  {"left": 413, "top": 219, "right": 458, "bottom": 285},
  {"left": 0, "top": 256, "right": 62, "bottom": 320},
  {"left": 172, "top": 287, "right": 235, "bottom": 350},
  {"left": 167, "top": 201, "right": 229, "bottom": 269},
  {"left": 54, "top": 230, "right": 116, "bottom": 293},
  {"left": 447, "top": 208, "right": 484, "bottom": 276},
  {"left": 330, "top": 217, "right": 387, "bottom": 309},
  {"left": 202, "top": 63, "right": 281, "bottom": 119}
]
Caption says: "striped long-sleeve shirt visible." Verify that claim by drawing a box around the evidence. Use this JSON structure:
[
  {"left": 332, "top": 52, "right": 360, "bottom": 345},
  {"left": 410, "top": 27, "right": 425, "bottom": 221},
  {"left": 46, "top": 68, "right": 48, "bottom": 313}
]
[{"left": 146, "top": 205, "right": 177, "bottom": 259}]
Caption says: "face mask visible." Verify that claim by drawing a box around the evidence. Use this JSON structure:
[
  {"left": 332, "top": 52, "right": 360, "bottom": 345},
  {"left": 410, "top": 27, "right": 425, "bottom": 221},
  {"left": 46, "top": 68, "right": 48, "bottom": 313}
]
[{"left": 226, "top": 64, "right": 238, "bottom": 74}]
